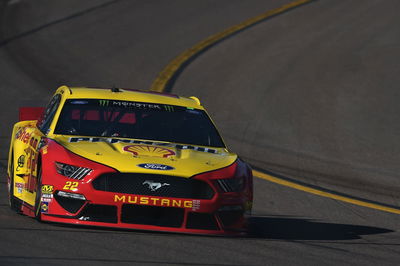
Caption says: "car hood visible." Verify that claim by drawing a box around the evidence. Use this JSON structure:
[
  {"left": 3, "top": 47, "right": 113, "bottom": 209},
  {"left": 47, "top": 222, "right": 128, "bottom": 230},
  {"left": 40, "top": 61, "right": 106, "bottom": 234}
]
[{"left": 53, "top": 136, "right": 237, "bottom": 177}]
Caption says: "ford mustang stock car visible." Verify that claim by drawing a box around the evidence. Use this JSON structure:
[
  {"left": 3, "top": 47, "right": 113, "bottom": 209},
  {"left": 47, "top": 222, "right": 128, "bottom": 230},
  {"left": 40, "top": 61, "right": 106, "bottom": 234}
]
[{"left": 7, "top": 86, "right": 253, "bottom": 235}]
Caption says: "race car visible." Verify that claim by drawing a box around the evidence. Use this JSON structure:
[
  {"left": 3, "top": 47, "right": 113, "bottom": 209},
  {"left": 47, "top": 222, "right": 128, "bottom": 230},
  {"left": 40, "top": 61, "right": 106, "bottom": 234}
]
[{"left": 7, "top": 86, "right": 253, "bottom": 235}]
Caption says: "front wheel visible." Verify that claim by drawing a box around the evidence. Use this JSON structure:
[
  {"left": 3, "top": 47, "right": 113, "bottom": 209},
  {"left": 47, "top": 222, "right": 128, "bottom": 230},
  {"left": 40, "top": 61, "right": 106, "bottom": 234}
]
[{"left": 34, "top": 166, "right": 43, "bottom": 221}]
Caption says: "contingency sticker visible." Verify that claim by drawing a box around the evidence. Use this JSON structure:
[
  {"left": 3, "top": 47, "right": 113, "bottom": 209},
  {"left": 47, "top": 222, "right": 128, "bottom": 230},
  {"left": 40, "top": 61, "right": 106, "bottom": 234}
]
[
  {"left": 41, "top": 185, "right": 54, "bottom": 194},
  {"left": 15, "top": 183, "right": 24, "bottom": 194},
  {"left": 40, "top": 202, "right": 49, "bottom": 213},
  {"left": 41, "top": 193, "right": 53, "bottom": 203},
  {"left": 192, "top": 200, "right": 201, "bottom": 211}
]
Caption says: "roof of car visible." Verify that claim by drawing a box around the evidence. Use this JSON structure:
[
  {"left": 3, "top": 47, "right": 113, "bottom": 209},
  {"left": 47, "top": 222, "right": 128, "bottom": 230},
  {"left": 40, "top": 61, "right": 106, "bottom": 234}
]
[{"left": 56, "top": 86, "right": 203, "bottom": 109}]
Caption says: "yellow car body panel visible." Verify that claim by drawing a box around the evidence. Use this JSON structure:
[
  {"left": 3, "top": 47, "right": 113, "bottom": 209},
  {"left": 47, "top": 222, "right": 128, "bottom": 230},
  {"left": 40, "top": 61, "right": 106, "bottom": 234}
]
[
  {"left": 45, "top": 86, "right": 235, "bottom": 176},
  {"left": 53, "top": 135, "right": 237, "bottom": 177},
  {"left": 8, "top": 86, "right": 235, "bottom": 206},
  {"left": 8, "top": 120, "right": 44, "bottom": 206}
]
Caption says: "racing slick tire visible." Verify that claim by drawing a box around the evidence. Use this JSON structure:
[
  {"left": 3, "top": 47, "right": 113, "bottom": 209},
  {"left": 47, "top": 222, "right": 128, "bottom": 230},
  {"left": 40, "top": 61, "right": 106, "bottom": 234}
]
[
  {"left": 8, "top": 152, "right": 22, "bottom": 212},
  {"left": 34, "top": 165, "right": 42, "bottom": 221}
]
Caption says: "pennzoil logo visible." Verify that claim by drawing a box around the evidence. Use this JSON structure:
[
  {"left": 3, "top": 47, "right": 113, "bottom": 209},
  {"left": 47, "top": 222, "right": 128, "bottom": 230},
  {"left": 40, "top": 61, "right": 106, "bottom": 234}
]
[
  {"left": 114, "top": 195, "right": 194, "bottom": 209},
  {"left": 41, "top": 185, "right": 54, "bottom": 194},
  {"left": 123, "top": 145, "right": 175, "bottom": 158},
  {"left": 41, "top": 202, "right": 49, "bottom": 213}
]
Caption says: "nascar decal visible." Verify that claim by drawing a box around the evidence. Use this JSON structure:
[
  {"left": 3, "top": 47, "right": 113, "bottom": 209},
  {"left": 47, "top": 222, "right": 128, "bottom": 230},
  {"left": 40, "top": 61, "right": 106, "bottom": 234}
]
[
  {"left": 114, "top": 195, "right": 199, "bottom": 209},
  {"left": 123, "top": 145, "right": 175, "bottom": 158},
  {"left": 69, "top": 137, "right": 217, "bottom": 154}
]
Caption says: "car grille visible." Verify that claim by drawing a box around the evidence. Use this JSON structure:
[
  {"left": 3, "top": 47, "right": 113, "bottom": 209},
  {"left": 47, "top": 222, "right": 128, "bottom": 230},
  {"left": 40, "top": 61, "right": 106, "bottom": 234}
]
[
  {"left": 121, "top": 204, "right": 184, "bottom": 228},
  {"left": 92, "top": 173, "right": 214, "bottom": 199},
  {"left": 218, "top": 210, "right": 244, "bottom": 227},
  {"left": 186, "top": 212, "right": 219, "bottom": 230},
  {"left": 78, "top": 204, "right": 118, "bottom": 223}
]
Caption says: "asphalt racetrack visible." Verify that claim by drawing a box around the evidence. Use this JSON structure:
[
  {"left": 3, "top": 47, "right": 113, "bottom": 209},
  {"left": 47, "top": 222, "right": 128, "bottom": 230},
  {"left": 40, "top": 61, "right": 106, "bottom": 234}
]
[{"left": 1, "top": 0, "right": 400, "bottom": 265}]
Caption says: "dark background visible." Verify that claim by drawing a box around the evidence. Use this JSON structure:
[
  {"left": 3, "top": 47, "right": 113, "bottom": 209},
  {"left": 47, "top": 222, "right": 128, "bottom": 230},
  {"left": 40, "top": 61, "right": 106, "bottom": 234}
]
[{"left": 1, "top": 1, "right": 399, "bottom": 265}]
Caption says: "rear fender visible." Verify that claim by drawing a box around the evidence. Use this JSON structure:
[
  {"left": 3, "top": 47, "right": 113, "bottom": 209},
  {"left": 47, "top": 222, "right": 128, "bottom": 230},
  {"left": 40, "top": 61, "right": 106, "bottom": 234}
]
[
  {"left": 8, "top": 121, "right": 44, "bottom": 205},
  {"left": 8, "top": 121, "right": 33, "bottom": 178}
]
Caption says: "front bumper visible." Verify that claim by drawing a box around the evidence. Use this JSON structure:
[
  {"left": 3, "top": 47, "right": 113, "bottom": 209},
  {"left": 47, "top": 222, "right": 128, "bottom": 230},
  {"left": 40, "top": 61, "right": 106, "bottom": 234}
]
[
  {"left": 41, "top": 188, "right": 249, "bottom": 235},
  {"left": 38, "top": 142, "right": 252, "bottom": 235}
]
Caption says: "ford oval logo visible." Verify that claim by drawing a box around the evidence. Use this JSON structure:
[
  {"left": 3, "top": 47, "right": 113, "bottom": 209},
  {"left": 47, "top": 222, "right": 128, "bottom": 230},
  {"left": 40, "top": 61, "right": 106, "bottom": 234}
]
[{"left": 137, "top": 163, "right": 174, "bottom": 170}]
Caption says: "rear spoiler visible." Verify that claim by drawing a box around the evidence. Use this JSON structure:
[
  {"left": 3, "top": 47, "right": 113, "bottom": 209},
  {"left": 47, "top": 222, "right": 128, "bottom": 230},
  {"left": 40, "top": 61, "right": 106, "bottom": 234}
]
[{"left": 19, "top": 107, "right": 45, "bottom": 121}]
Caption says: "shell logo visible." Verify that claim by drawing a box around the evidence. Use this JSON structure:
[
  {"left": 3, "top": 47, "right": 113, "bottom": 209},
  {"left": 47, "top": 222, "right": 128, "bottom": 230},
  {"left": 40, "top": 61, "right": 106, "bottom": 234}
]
[{"left": 123, "top": 145, "right": 176, "bottom": 158}]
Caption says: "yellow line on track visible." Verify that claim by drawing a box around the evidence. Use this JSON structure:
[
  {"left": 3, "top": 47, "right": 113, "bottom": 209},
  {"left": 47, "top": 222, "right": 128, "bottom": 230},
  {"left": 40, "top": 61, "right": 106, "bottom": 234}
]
[
  {"left": 150, "top": 0, "right": 313, "bottom": 92},
  {"left": 150, "top": 0, "right": 400, "bottom": 215},
  {"left": 254, "top": 170, "right": 400, "bottom": 215}
]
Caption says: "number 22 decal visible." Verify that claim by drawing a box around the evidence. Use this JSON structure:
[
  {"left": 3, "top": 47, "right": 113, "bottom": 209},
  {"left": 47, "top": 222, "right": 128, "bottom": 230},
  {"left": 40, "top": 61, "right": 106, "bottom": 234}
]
[{"left": 63, "top": 181, "right": 79, "bottom": 191}]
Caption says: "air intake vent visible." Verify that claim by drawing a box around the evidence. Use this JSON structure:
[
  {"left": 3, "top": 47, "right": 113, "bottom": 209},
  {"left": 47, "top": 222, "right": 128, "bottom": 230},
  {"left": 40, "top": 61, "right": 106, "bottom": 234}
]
[
  {"left": 78, "top": 204, "right": 117, "bottom": 223},
  {"left": 186, "top": 212, "right": 219, "bottom": 230},
  {"left": 121, "top": 204, "right": 184, "bottom": 228},
  {"left": 218, "top": 210, "right": 244, "bottom": 227},
  {"left": 54, "top": 193, "right": 85, "bottom": 213}
]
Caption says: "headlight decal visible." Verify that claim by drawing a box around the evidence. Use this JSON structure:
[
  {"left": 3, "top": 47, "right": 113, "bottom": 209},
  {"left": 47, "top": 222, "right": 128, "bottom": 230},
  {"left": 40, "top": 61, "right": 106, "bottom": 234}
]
[{"left": 55, "top": 162, "right": 92, "bottom": 180}]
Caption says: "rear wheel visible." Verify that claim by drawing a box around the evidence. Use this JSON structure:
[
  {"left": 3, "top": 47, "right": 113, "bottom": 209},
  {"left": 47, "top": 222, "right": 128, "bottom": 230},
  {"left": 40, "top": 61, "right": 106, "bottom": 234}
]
[{"left": 8, "top": 153, "right": 21, "bottom": 212}]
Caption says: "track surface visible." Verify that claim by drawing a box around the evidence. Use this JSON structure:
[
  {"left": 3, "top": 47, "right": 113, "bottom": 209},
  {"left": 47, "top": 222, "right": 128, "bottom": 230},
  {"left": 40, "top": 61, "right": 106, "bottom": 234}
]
[{"left": 1, "top": 0, "right": 400, "bottom": 265}]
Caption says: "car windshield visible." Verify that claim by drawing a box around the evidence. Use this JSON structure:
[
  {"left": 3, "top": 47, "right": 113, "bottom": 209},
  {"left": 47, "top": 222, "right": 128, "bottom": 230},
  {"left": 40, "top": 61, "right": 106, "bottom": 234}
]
[{"left": 54, "top": 99, "right": 225, "bottom": 148}]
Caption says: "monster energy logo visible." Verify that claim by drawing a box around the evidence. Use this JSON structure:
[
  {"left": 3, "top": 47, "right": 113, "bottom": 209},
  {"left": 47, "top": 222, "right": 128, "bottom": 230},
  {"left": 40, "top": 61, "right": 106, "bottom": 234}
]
[
  {"left": 164, "top": 105, "right": 174, "bottom": 112},
  {"left": 99, "top": 100, "right": 110, "bottom": 106}
]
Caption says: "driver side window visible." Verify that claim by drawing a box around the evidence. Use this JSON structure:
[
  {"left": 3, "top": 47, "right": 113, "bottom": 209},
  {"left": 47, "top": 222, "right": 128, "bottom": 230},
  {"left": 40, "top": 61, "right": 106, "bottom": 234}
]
[{"left": 38, "top": 94, "right": 61, "bottom": 135}]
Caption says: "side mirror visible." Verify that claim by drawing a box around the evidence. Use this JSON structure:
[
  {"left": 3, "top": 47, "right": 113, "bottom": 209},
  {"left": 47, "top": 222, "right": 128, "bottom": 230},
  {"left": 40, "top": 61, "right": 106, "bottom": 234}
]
[{"left": 19, "top": 107, "right": 45, "bottom": 121}]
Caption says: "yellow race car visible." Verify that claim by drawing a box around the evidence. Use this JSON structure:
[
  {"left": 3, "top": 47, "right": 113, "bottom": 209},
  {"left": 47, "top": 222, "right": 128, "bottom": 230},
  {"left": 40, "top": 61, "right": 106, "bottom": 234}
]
[{"left": 7, "top": 86, "right": 253, "bottom": 235}]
